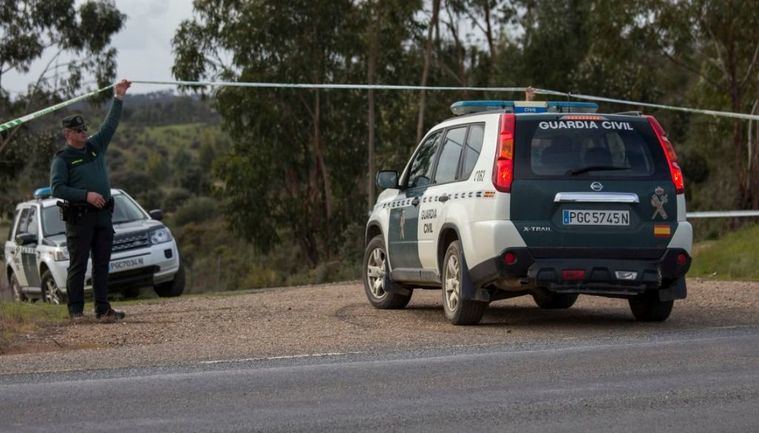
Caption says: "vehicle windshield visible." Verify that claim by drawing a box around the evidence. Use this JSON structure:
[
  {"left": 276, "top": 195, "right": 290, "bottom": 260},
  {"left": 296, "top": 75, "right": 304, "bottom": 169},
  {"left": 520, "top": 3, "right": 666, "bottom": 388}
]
[
  {"left": 42, "top": 193, "right": 148, "bottom": 235},
  {"left": 112, "top": 194, "right": 148, "bottom": 224},
  {"left": 42, "top": 206, "right": 66, "bottom": 236}
]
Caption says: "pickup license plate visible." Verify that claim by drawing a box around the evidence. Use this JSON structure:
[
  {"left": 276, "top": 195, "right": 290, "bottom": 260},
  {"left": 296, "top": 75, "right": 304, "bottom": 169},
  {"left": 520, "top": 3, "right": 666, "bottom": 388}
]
[
  {"left": 562, "top": 210, "right": 630, "bottom": 226},
  {"left": 109, "top": 257, "right": 145, "bottom": 272}
]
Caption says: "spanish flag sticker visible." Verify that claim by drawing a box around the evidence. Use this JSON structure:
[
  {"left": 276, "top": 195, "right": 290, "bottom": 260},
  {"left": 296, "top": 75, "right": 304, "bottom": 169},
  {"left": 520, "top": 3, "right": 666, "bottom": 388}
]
[{"left": 654, "top": 224, "right": 671, "bottom": 238}]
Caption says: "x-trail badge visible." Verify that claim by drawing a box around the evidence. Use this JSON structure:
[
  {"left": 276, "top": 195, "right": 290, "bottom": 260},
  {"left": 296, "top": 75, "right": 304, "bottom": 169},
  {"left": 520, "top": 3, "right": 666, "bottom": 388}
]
[{"left": 590, "top": 181, "right": 603, "bottom": 192}]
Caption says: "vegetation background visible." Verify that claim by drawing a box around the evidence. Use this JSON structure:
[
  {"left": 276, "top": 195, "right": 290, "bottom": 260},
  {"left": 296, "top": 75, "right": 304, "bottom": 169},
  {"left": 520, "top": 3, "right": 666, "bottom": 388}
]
[{"left": 1, "top": 0, "right": 758, "bottom": 294}]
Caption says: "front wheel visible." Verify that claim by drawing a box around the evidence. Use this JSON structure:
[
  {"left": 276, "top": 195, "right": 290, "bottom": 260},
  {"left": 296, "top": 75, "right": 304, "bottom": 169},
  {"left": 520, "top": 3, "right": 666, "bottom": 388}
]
[
  {"left": 41, "top": 270, "right": 66, "bottom": 304},
  {"left": 442, "top": 241, "right": 486, "bottom": 325},
  {"left": 362, "top": 235, "right": 411, "bottom": 309},
  {"left": 628, "top": 291, "right": 673, "bottom": 322}
]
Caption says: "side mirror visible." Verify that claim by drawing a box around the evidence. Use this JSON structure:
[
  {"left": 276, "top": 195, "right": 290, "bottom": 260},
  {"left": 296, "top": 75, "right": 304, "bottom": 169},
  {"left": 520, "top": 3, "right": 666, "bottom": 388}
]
[
  {"left": 15, "top": 233, "right": 37, "bottom": 246},
  {"left": 149, "top": 209, "right": 164, "bottom": 221},
  {"left": 376, "top": 170, "right": 399, "bottom": 190}
]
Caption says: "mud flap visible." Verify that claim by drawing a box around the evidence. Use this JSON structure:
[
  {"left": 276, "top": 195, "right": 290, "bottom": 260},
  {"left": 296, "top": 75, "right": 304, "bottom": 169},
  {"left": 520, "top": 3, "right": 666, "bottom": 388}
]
[
  {"left": 459, "top": 253, "right": 491, "bottom": 302},
  {"left": 658, "top": 276, "right": 687, "bottom": 301},
  {"left": 383, "top": 272, "right": 412, "bottom": 296}
]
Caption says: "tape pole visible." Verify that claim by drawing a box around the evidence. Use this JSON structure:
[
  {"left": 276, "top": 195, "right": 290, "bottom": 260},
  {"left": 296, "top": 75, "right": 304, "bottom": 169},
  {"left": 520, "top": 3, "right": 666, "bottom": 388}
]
[{"left": 0, "top": 84, "right": 114, "bottom": 133}]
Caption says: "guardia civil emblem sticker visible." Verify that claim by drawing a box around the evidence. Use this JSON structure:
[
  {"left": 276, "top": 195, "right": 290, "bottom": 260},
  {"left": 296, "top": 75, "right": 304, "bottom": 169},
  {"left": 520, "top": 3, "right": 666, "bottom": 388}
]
[{"left": 651, "top": 186, "right": 668, "bottom": 220}]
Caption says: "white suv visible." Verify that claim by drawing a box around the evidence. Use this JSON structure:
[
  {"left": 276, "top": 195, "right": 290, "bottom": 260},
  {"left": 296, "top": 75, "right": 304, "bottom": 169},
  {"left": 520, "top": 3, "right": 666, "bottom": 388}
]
[
  {"left": 363, "top": 100, "right": 692, "bottom": 325},
  {"left": 4, "top": 187, "right": 184, "bottom": 303}
]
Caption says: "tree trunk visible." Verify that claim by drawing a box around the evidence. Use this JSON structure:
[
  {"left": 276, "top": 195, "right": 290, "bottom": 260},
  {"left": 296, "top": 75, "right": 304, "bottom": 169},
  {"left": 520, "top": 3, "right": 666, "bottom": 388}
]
[
  {"left": 416, "top": 0, "right": 441, "bottom": 144},
  {"left": 312, "top": 91, "right": 333, "bottom": 252}
]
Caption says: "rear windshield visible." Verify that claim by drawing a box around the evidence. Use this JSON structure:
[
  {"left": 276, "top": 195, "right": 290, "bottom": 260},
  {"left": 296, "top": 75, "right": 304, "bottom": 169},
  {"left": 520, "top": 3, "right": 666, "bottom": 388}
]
[{"left": 515, "top": 117, "right": 668, "bottom": 179}]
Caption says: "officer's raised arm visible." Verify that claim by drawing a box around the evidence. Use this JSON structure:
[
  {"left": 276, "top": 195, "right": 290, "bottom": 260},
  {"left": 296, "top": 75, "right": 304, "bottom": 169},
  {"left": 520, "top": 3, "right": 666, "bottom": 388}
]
[{"left": 89, "top": 79, "right": 131, "bottom": 153}]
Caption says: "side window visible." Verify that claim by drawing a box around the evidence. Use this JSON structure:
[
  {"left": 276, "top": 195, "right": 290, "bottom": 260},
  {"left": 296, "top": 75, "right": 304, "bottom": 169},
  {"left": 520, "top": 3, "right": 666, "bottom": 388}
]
[
  {"left": 461, "top": 124, "right": 484, "bottom": 179},
  {"left": 434, "top": 126, "right": 467, "bottom": 184},
  {"left": 16, "top": 208, "right": 31, "bottom": 235},
  {"left": 406, "top": 130, "right": 442, "bottom": 188},
  {"left": 27, "top": 207, "right": 39, "bottom": 238}
]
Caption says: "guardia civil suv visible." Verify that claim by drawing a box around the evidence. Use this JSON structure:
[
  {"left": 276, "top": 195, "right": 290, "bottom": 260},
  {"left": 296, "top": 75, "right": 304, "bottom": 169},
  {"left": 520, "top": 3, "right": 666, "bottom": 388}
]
[
  {"left": 4, "top": 187, "right": 185, "bottom": 303},
  {"left": 363, "top": 100, "right": 692, "bottom": 325}
]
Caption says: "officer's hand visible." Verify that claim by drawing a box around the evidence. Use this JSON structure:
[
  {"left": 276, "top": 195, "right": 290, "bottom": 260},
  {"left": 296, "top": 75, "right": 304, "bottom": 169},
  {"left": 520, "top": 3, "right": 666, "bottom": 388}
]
[
  {"left": 114, "top": 79, "right": 132, "bottom": 98},
  {"left": 86, "top": 192, "right": 106, "bottom": 209}
]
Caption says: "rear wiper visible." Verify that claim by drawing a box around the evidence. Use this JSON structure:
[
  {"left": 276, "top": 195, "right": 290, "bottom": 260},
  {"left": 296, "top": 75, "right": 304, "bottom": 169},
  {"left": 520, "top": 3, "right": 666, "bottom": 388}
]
[{"left": 567, "top": 165, "right": 631, "bottom": 176}]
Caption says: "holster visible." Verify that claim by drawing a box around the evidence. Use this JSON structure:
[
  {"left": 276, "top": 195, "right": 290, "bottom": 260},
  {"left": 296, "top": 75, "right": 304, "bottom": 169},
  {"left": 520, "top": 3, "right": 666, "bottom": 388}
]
[{"left": 57, "top": 200, "right": 89, "bottom": 223}]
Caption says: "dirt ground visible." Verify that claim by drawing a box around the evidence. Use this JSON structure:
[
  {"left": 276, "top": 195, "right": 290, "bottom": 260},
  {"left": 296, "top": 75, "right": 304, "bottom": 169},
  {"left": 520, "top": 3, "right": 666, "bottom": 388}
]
[{"left": 1, "top": 278, "right": 757, "bottom": 375}]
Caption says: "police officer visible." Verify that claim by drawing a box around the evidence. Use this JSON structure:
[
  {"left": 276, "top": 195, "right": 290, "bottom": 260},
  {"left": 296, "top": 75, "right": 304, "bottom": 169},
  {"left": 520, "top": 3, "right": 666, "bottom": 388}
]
[{"left": 50, "top": 79, "right": 131, "bottom": 322}]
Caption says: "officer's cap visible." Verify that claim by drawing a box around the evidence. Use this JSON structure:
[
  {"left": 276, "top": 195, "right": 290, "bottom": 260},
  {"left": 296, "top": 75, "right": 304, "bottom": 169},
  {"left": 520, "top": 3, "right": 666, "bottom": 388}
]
[{"left": 62, "top": 114, "right": 86, "bottom": 130}]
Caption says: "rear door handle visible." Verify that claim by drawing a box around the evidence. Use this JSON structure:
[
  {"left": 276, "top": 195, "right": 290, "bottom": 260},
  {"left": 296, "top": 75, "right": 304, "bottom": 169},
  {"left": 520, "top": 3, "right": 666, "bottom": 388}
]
[
  {"left": 411, "top": 197, "right": 420, "bottom": 207},
  {"left": 439, "top": 194, "right": 449, "bottom": 202}
]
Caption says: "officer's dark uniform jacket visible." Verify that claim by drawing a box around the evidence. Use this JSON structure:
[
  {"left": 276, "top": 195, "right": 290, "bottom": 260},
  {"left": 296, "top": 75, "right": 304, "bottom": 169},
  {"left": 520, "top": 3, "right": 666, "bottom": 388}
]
[
  {"left": 51, "top": 98, "right": 122, "bottom": 226},
  {"left": 49, "top": 98, "right": 122, "bottom": 316}
]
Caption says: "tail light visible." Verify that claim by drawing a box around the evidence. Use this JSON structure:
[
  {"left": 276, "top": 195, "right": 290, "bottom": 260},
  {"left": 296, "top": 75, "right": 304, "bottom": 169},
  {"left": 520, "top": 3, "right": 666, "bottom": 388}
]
[
  {"left": 647, "top": 116, "right": 684, "bottom": 194},
  {"left": 493, "top": 114, "right": 516, "bottom": 192}
]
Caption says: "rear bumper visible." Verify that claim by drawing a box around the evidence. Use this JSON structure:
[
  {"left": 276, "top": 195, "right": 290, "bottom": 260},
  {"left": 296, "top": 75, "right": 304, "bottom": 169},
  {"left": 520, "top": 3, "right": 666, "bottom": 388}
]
[{"left": 469, "top": 247, "right": 691, "bottom": 297}]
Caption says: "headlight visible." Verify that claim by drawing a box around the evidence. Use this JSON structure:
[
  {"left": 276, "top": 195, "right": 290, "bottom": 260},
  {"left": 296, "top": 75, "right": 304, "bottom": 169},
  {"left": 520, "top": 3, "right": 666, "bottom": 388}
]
[
  {"left": 149, "top": 227, "right": 173, "bottom": 245},
  {"left": 54, "top": 249, "right": 69, "bottom": 261}
]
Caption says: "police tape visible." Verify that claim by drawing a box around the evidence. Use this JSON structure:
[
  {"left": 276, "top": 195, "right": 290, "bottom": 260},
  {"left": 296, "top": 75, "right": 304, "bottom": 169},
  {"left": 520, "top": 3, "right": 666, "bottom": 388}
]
[
  {"left": 132, "top": 80, "right": 759, "bottom": 121},
  {"left": 0, "top": 84, "right": 114, "bottom": 133},
  {"left": 2, "top": 80, "right": 759, "bottom": 133},
  {"left": 687, "top": 210, "right": 759, "bottom": 219}
]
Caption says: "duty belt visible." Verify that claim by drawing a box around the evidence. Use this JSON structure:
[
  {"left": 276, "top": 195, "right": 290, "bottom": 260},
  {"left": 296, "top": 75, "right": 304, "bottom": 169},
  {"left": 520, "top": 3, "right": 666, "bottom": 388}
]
[{"left": 57, "top": 197, "right": 114, "bottom": 223}]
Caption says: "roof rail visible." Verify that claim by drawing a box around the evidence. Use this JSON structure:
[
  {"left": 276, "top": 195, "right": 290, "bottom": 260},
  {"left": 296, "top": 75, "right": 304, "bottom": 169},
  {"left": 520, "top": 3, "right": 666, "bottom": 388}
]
[
  {"left": 614, "top": 111, "right": 643, "bottom": 116},
  {"left": 450, "top": 100, "right": 598, "bottom": 116}
]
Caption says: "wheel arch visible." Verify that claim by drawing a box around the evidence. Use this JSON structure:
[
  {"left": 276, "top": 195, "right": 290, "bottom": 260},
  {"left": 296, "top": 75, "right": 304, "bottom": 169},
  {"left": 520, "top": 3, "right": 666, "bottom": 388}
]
[
  {"left": 437, "top": 223, "right": 461, "bottom": 276},
  {"left": 365, "top": 222, "right": 383, "bottom": 246}
]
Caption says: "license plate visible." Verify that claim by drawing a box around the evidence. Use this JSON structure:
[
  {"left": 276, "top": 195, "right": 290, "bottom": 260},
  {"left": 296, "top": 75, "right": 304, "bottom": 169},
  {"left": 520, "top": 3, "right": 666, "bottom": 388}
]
[
  {"left": 109, "top": 257, "right": 145, "bottom": 272},
  {"left": 562, "top": 210, "right": 630, "bottom": 226}
]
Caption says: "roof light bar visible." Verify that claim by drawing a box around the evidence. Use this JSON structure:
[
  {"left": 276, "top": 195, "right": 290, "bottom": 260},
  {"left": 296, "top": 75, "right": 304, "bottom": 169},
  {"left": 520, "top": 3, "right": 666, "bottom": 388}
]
[
  {"left": 33, "top": 187, "right": 52, "bottom": 199},
  {"left": 450, "top": 100, "right": 599, "bottom": 116}
]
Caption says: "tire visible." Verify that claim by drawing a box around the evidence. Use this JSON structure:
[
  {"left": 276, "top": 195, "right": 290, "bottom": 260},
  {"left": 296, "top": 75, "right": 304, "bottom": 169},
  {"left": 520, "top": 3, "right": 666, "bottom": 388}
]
[
  {"left": 362, "top": 235, "right": 412, "bottom": 309},
  {"left": 121, "top": 287, "right": 140, "bottom": 299},
  {"left": 41, "top": 269, "right": 66, "bottom": 305},
  {"left": 532, "top": 290, "right": 578, "bottom": 309},
  {"left": 154, "top": 263, "right": 185, "bottom": 297},
  {"left": 442, "top": 241, "right": 486, "bottom": 325},
  {"left": 628, "top": 291, "right": 674, "bottom": 322},
  {"left": 9, "top": 272, "right": 27, "bottom": 302}
]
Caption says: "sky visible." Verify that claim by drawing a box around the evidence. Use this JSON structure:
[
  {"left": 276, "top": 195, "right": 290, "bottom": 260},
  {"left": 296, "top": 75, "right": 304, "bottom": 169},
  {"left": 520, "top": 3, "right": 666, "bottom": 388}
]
[{"left": 4, "top": 0, "right": 195, "bottom": 95}]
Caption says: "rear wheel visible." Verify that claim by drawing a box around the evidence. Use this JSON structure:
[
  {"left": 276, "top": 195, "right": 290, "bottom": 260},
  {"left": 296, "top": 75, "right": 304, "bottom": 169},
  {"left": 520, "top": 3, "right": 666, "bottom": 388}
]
[
  {"left": 362, "top": 235, "right": 412, "bottom": 309},
  {"left": 442, "top": 241, "right": 486, "bottom": 325},
  {"left": 532, "top": 290, "right": 578, "bottom": 309},
  {"left": 628, "top": 291, "right": 673, "bottom": 322},
  {"left": 9, "top": 272, "right": 27, "bottom": 302},
  {"left": 41, "top": 269, "right": 66, "bottom": 305}
]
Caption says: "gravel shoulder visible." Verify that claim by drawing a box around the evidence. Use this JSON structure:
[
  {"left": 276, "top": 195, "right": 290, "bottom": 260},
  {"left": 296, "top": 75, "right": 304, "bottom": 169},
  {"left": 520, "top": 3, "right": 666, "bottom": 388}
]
[{"left": 1, "top": 278, "right": 757, "bottom": 375}]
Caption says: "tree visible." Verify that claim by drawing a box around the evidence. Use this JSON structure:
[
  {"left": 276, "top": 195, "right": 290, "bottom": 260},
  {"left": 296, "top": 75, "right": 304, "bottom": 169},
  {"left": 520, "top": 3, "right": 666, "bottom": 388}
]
[
  {"left": 173, "top": 0, "right": 368, "bottom": 265},
  {"left": 0, "top": 0, "right": 124, "bottom": 214}
]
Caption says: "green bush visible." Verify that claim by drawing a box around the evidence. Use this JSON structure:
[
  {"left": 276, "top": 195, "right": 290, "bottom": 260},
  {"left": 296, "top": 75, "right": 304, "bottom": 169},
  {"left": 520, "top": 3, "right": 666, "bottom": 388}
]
[{"left": 174, "top": 196, "right": 218, "bottom": 226}]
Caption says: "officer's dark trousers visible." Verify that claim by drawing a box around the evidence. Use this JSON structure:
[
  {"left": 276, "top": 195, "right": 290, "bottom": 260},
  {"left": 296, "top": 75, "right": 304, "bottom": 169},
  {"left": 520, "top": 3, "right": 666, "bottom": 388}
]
[{"left": 65, "top": 212, "right": 113, "bottom": 316}]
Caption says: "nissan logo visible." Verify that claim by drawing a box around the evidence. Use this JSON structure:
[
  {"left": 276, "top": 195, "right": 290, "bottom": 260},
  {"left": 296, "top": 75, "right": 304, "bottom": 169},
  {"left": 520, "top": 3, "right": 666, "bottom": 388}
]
[{"left": 590, "top": 181, "right": 603, "bottom": 192}]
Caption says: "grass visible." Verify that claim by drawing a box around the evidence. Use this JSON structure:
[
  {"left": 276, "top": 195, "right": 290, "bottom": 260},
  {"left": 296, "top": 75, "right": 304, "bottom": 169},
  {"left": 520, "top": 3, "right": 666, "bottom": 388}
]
[
  {"left": 0, "top": 302, "right": 69, "bottom": 353},
  {"left": 690, "top": 223, "right": 759, "bottom": 281}
]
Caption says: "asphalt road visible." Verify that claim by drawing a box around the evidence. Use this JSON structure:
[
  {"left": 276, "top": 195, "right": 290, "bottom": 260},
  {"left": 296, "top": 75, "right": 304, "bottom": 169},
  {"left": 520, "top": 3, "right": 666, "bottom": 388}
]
[{"left": 1, "top": 326, "right": 757, "bottom": 433}]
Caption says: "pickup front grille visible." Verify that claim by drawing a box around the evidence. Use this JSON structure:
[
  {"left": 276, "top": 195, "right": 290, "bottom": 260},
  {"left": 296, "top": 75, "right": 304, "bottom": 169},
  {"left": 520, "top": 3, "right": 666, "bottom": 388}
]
[{"left": 112, "top": 230, "right": 150, "bottom": 252}]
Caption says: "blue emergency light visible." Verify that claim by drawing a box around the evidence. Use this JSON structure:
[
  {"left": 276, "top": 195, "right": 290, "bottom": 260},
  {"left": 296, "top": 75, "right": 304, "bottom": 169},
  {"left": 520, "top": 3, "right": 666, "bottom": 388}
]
[
  {"left": 33, "top": 187, "right": 52, "bottom": 199},
  {"left": 450, "top": 100, "right": 598, "bottom": 115}
]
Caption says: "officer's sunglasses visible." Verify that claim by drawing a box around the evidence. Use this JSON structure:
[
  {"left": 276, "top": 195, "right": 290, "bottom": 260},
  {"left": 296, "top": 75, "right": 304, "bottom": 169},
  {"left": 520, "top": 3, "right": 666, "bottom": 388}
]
[{"left": 71, "top": 126, "right": 88, "bottom": 133}]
